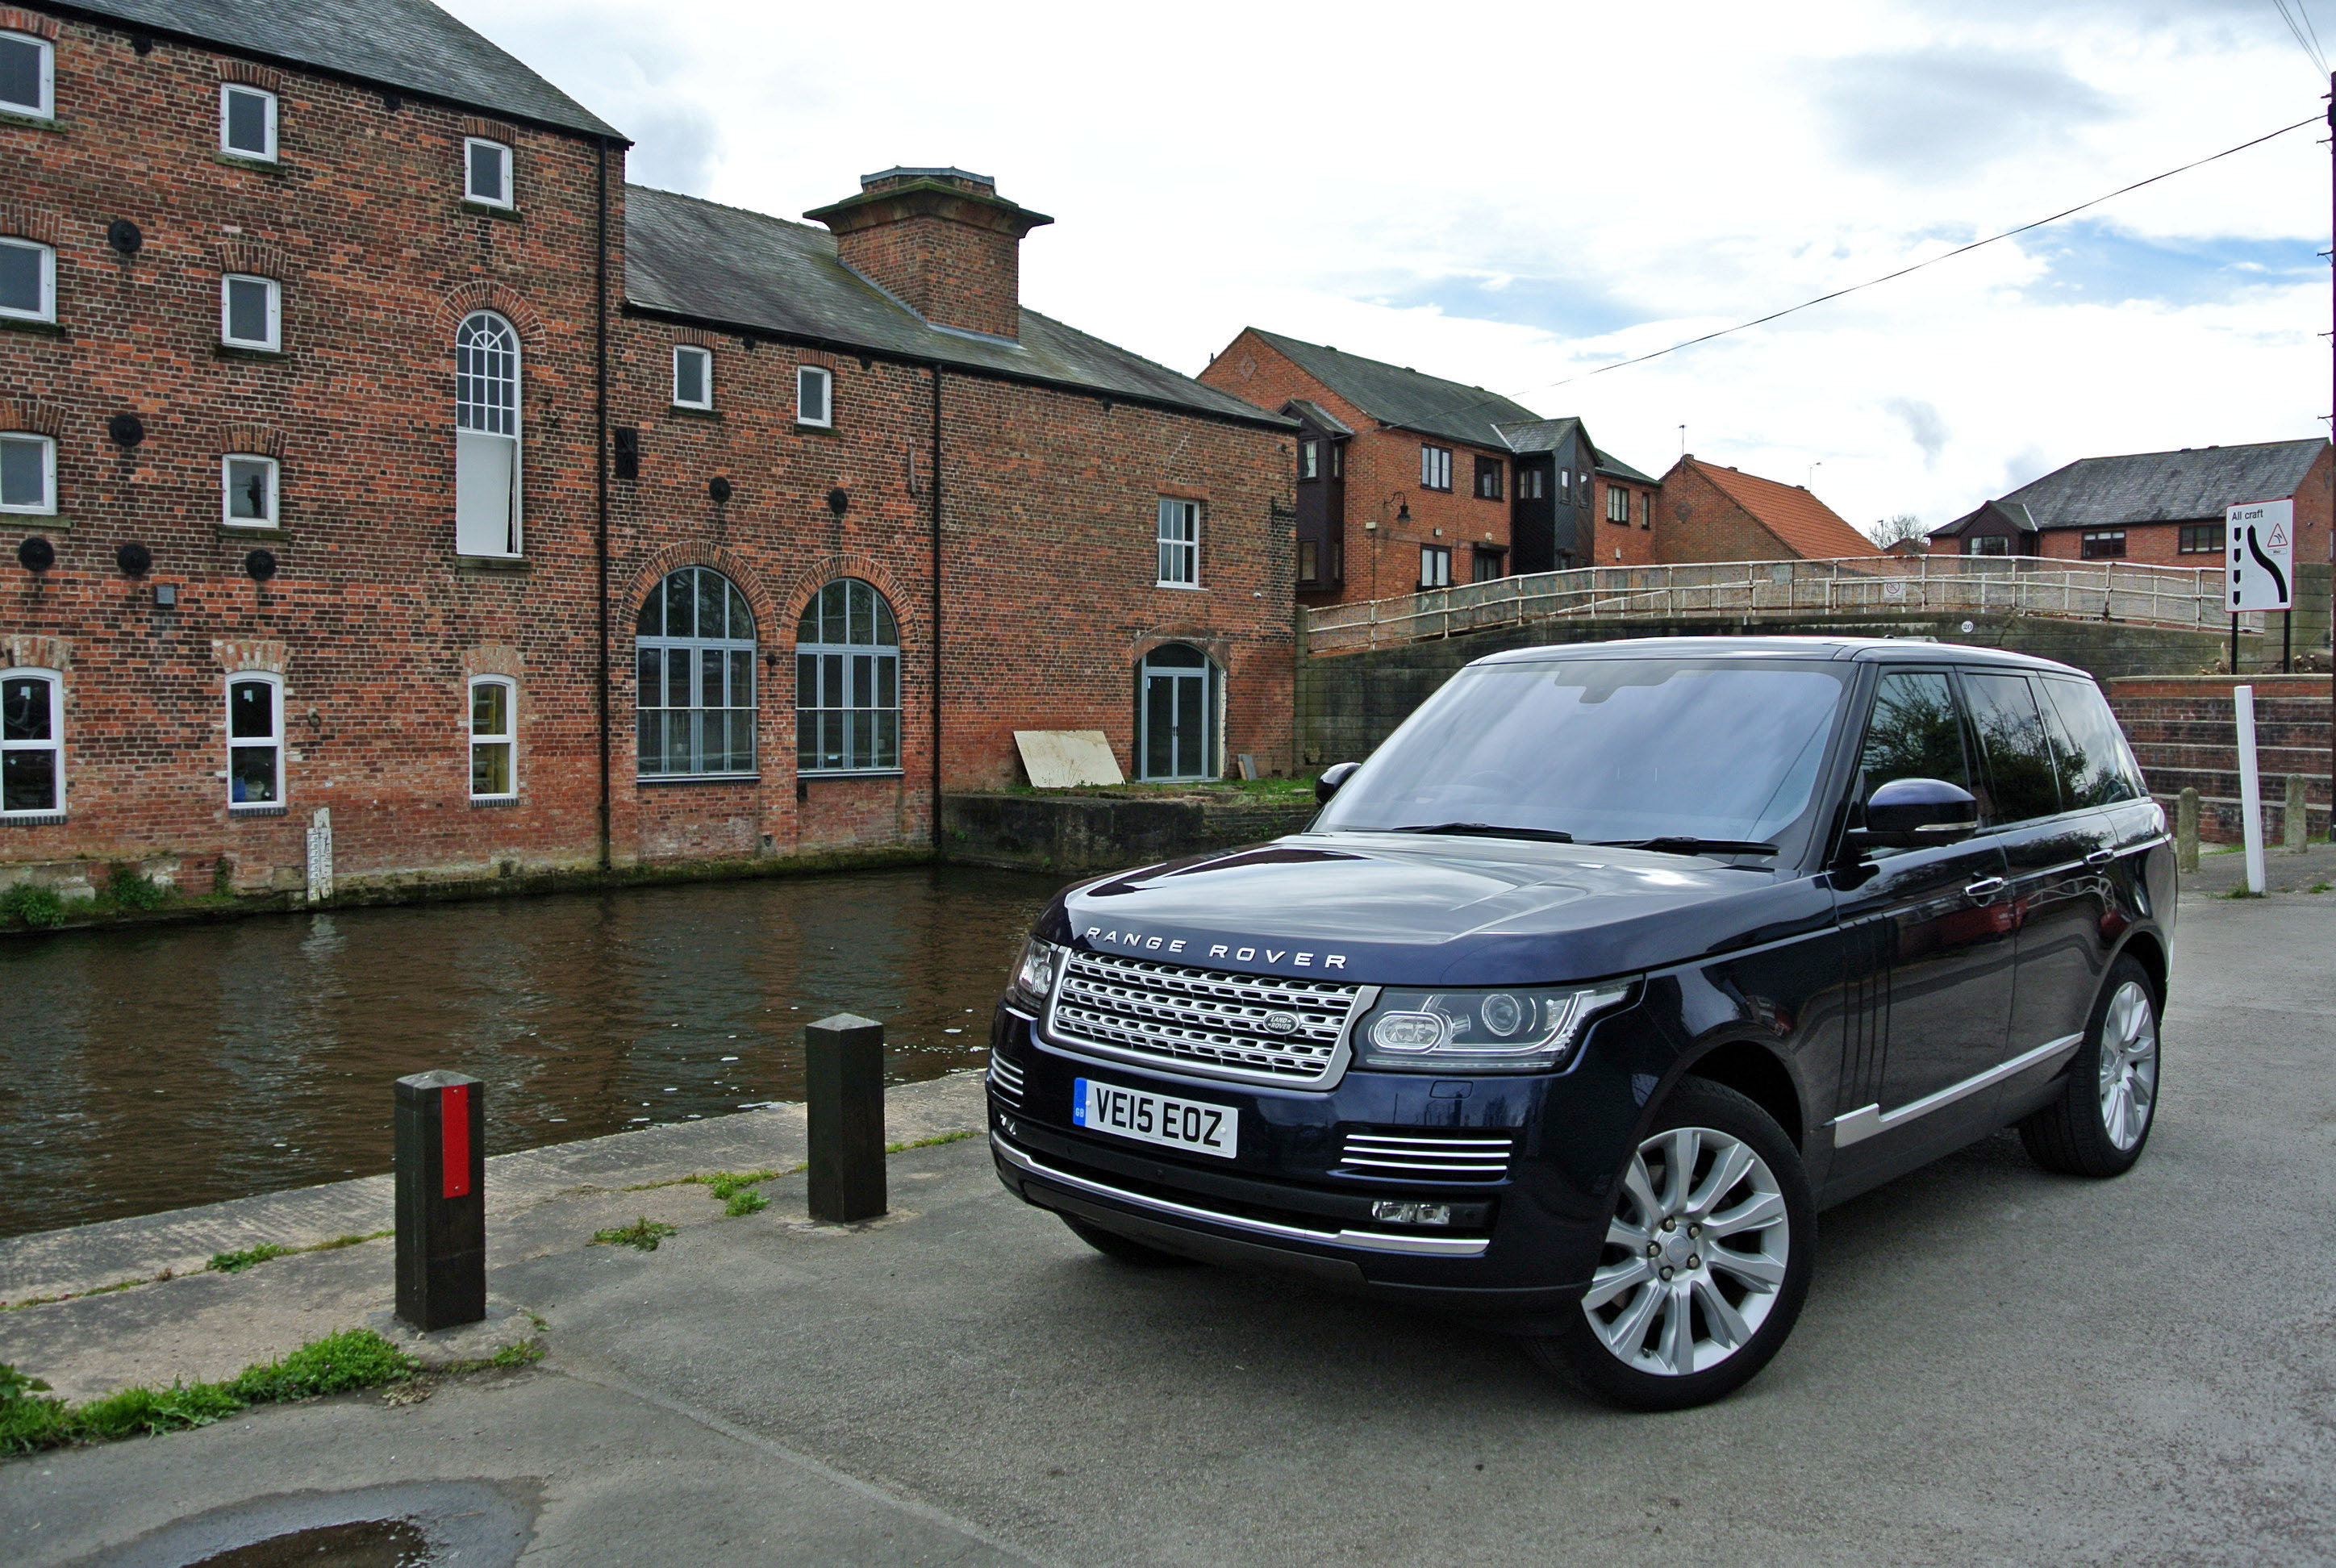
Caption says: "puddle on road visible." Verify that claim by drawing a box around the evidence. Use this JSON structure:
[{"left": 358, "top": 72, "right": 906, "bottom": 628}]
[
  {"left": 184, "top": 1519, "right": 432, "bottom": 1567},
  {"left": 2, "top": 864, "right": 1066, "bottom": 1236}
]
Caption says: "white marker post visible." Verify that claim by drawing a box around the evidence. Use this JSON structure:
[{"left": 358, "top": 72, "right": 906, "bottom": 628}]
[{"left": 2236, "top": 684, "right": 2267, "bottom": 895}]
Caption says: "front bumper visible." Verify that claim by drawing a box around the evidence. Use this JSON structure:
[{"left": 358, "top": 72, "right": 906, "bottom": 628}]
[{"left": 986, "top": 1002, "right": 1658, "bottom": 1322}]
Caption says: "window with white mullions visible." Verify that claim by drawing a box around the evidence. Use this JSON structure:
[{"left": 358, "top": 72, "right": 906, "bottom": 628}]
[
  {"left": 2, "top": 669, "right": 63, "bottom": 818},
  {"left": 1157, "top": 498, "right": 1199, "bottom": 586},
  {"left": 222, "top": 454, "right": 277, "bottom": 526},
  {"left": 455, "top": 311, "right": 520, "bottom": 556},
  {"left": 637, "top": 566, "right": 757, "bottom": 778},
  {"left": 469, "top": 676, "right": 515, "bottom": 799},
  {"left": 220, "top": 83, "right": 277, "bottom": 160},
  {"left": 796, "top": 578, "right": 900, "bottom": 774},
  {"left": 1137, "top": 642, "right": 1219, "bottom": 782},
  {"left": 227, "top": 674, "right": 283, "bottom": 808},
  {"left": 0, "top": 31, "right": 53, "bottom": 120}
]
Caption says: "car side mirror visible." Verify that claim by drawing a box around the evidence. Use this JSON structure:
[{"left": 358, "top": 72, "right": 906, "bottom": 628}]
[
  {"left": 1316, "top": 761, "right": 1360, "bottom": 805},
  {"left": 1851, "top": 777, "right": 1979, "bottom": 852}
]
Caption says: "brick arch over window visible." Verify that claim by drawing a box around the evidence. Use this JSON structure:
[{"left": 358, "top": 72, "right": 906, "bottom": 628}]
[
  {"left": 771, "top": 553, "right": 920, "bottom": 652},
  {"left": 0, "top": 9, "right": 58, "bottom": 38},
  {"left": 622, "top": 544, "right": 778, "bottom": 638},
  {"left": 0, "top": 204, "right": 61, "bottom": 247},
  {"left": 218, "top": 423, "right": 287, "bottom": 459},
  {"left": 1, "top": 398, "right": 63, "bottom": 438},
  {"left": 433, "top": 283, "right": 544, "bottom": 348},
  {"left": 218, "top": 240, "right": 293, "bottom": 277},
  {"left": 1131, "top": 630, "right": 1230, "bottom": 668}
]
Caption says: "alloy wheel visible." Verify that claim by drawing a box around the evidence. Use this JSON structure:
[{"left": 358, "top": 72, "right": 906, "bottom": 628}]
[
  {"left": 2096, "top": 979, "right": 2159, "bottom": 1153},
  {"left": 1583, "top": 1125, "right": 1792, "bottom": 1378}
]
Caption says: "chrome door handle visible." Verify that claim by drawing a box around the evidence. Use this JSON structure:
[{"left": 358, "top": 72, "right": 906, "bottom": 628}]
[
  {"left": 1964, "top": 877, "right": 2006, "bottom": 899},
  {"left": 2085, "top": 849, "right": 2115, "bottom": 865}
]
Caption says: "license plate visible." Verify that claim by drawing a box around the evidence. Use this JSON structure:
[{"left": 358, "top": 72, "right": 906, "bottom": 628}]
[{"left": 1073, "top": 1078, "right": 1238, "bottom": 1159}]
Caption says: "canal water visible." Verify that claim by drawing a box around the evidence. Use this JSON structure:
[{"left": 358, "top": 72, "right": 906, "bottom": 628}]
[{"left": 0, "top": 865, "right": 1066, "bottom": 1238}]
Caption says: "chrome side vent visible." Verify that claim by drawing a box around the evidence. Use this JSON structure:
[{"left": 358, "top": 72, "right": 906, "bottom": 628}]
[
  {"left": 987, "top": 1051, "right": 1026, "bottom": 1104},
  {"left": 1339, "top": 1130, "right": 1514, "bottom": 1181}
]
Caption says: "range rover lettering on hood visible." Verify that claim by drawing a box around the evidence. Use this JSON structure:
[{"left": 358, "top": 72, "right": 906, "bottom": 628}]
[{"left": 1082, "top": 926, "right": 1349, "bottom": 970}]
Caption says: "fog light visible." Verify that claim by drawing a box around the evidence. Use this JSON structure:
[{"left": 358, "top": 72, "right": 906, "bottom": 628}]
[{"left": 1370, "top": 1200, "right": 1453, "bottom": 1228}]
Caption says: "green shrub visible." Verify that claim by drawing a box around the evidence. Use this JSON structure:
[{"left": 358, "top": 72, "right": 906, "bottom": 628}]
[
  {"left": 104, "top": 865, "right": 169, "bottom": 912},
  {"left": 0, "top": 883, "right": 65, "bottom": 929}
]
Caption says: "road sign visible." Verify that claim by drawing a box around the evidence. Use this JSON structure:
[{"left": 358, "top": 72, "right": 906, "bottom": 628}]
[{"left": 2225, "top": 498, "right": 2294, "bottom": 614}]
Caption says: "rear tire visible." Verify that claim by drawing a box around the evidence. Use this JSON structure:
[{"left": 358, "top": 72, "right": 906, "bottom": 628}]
[
  {"left": 1525, "top": 1078, "right": 1814, "bottom": 1412},
  {"left": 2019, "top": 954, "right": 2159, "bottom": 1178},
  {"left": 1058, "top": 1213, "right": 1199, "bottom": 1268}
]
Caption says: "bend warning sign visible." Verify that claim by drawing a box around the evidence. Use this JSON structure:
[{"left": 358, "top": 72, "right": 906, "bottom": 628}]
[{"left": 2225, "top": 498, "right": 2294, "bottom": 614}]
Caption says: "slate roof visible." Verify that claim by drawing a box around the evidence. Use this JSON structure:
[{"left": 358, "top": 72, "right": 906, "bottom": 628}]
[
  {"left": 1592, "top": 448, "right": 1659, "bottom": 486},
  {"left": 625, "top": 189, "right": 1286, "bottom": 427},
  {"left": 54, "top": 0, "right": 620, "bottom": 138},
  {"left": 1929, "top": 498, "right": 2036, "bottom": 540},
  {"left": 1283, "top": 399, "right": 1354, "bottom": 437},
  {"left": 1491, "top": 417, "right": 1581, "bottom": 454},
  {"left": 1995, "top": 439, "right": 2327, "bottom": 528},
  {"left": 1245, "top": 330, "right": 1539, "bottom": 448},
  {"left": 1690, "top": 460, "right": 1880, "bottom": 560}
]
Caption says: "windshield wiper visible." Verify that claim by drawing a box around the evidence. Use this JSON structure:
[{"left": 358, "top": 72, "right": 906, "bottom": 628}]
[
  {"left": 1596, "top": 836, "right": 1779, "bottom": 858},
  {"left": 1390, "top": 822, "right": 1575, "bottom": 843}
]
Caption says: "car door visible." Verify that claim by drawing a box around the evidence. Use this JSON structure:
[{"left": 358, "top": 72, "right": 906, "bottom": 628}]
[
  {"left": 1828, "top": 667, "right": 2016, "bottom": 1176},
  {"left": 1960, "top": 669, "right": 2101, "bottom": 1076}
]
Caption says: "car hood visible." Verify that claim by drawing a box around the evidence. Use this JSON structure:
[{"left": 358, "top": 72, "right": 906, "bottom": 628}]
[{"left": 1038, "top": 832, "right": 1834, "bottom": 987}]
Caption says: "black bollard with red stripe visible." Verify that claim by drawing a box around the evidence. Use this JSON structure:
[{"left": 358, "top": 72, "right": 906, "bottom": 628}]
[{"left": 394, "top": 1070, "right": 486, "bottom": 1330}]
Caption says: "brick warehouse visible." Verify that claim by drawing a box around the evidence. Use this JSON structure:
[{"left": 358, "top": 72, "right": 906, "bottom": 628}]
[{"left": 0, "top": 0, "right": 1296, "bottom": 905}]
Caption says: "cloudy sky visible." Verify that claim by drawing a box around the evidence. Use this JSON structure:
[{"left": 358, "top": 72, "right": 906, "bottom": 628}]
[{"left": 444, "top": 0, "right": 2333, "bottom": 540}]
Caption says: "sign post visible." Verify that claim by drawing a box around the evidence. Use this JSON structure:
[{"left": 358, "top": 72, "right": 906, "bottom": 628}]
[{"left": 2225, "top": 498, "right": 2296, "bottom": 674}]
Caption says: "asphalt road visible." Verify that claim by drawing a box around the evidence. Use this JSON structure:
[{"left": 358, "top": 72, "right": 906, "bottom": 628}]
[{"left": 7, "top": 888, "right": 2332, "bottom": 1566}]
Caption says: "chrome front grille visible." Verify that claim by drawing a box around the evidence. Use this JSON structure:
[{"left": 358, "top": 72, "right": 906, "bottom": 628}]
[
  {"left": 1339, "top": 1131, "right": 1514, "bottom": 1181},
  {"left": 987, "top": 1051, "right": 1025, "bottom": 1103},
  {"left": 1049, "top": 950, "right": 1363, "bottom": 1086}
]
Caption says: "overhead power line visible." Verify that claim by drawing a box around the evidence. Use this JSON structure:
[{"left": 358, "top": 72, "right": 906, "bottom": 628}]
[
  {"left": 1520, "top": 114, "right": 2323, "bottom": 397},
  {"left": 2271, "top": 0, "right": 2328, "bottom": 75}
]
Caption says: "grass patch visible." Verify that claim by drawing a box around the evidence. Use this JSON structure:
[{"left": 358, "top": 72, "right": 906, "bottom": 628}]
[
  {"left": 207, "top": 1243, "right": 295, "bottom": 1274},
  {"left": 439, "top": 1338, "right": 544, "bottom": 1375},
  {"left": 886, "top": 1129, "right": 979, "bottom": 1153},
  {"left": 2225, "top": 887, "right": 2267, "bottom": 899},
  {"left": 2309, "top": 882, "right": 2330, "bottom": 895},
  {"left": 0, "top": 1328, "right": 417, "bottom": 1454},
  {"left": 591, "top": 1216, "right": 678, "bottom": 1251},
  {"left": 723, "top": 1188, "right": 769, "bottom": 1216},
  {"left": 698, "top": 1169, "right": 783, "bottom": 1200}
]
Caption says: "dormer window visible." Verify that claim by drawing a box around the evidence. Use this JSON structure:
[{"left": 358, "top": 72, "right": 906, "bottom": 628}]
[
  {"left": 220, "top": 84, "right": 277, "bottom": 161},
  {"left": 464, "top": 138, "right": 512, "bottom": 208},
  {"left": 0, "top": 31, "right": 52, "bottom": 120},
  {"left": 797, "top": 365, "right": 832, "bottom": 428}
]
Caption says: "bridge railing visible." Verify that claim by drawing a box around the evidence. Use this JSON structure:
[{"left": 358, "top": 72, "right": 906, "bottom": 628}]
[{"left": 1303, "top": 556, "right": 2254, "bottom": 656}]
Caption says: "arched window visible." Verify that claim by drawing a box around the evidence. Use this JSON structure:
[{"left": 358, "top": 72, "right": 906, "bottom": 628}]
[
  {"left": 636, "top": 567, "right": 756, "bottom": 778},
  {"left": 455, "top": 311, "right": 520, "bottom": 557},
  {"left": 1137, "top": 643, "right": 1219, "bottom": 782},
  {"left": 2, "top": 669, "right": 63, "bottom": 819},
  {"left": 796, "top": 578, "right": 899, "bottom": 774}
]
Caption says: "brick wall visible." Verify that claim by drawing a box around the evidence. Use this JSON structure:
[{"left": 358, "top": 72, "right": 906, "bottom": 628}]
[
  {"left": 1, "top": 9, "right": 613, "bottom": 895},
  {"left": 2106, "top": 675, "right": 2331, "bottom": 844},
  {"left": 1590, "top": 475, "right": 1658, "bottom": 565},
  {"left": 1652, "top": 459, "right": 1785, "bottom": 563}
]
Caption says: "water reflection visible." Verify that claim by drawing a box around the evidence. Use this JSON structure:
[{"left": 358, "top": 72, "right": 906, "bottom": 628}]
[{"left": 0, "top": 865, "right": 1064, "bottom": 1237}]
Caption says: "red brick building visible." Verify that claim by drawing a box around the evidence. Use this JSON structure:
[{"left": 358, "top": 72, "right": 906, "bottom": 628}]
[
  {"left": 1929, "top": 439, "right": 2333, "bottom": 569},
  {"left": 0, "top": 1, "right": 1293, "bottom": 907},
  {"left": 1198, "top": 329, "right": 1659, "bottom": 604},
  {"left": 1652, "top": 456, "right": 1879, "bottom": 564}
]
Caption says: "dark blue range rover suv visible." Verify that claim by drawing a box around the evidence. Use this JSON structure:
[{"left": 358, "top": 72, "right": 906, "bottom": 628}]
[{"left": 987, "top": 637, "right": 2171, "bottom": 1409}]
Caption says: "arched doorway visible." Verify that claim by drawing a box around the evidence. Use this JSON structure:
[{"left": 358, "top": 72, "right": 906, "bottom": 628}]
[{"left": 1137, "top": 643, "right": 1219, "bottom": 782}]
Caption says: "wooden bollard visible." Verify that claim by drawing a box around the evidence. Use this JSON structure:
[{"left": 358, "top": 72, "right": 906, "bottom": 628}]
[
  {"left": 806, "top": 1014, "right": 886, "bottom": 1223},
  {"left": 2176, "top": 787, "right": 2200, "bottom": 875},
  {"left": 2286, "top": 774, "right": 2309, "bottom": 855},
  {"left": 394, "top": 1070, "right": 486, "bottom": 1331}
]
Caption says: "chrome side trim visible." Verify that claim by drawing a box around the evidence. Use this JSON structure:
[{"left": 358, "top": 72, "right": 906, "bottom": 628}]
[
  {"left": 1831, "top": 1032, "right": 2085, "bottom": 1148},
  {"left": 992, "top": 1133, "right": 1491, "bottom": 1258}
]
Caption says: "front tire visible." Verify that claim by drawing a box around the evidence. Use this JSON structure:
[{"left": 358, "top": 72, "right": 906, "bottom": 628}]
[
  {"left": 2019, "top": 955, "right": 2159, "bottom": 1178},
  {"left": 1526, "top": 1078, "right": 1814, "bottom": 1412}
]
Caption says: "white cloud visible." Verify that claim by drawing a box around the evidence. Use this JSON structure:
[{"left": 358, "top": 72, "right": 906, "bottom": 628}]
[{"left": 440, "top": 0, "right": 2334, "bottom": 534}]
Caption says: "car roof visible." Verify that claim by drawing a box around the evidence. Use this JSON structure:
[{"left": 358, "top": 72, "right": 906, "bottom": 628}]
[{"left": 1466, "top": 635, "right": 2088, "bottom": 678}]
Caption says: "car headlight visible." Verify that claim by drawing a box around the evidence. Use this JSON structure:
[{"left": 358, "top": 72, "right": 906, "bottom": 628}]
[
  {"left": 1354, "top": 981, "right": 1633, "bottom": 1074},
  {"left": 1011, "top": 936, "right": 1067, "bottom": 1006}
]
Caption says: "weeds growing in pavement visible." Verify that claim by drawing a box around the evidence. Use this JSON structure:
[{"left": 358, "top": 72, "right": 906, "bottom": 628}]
[
  {"left": 207, "top": 1243, "right": 295, "bottom": 1274},
  {"left": 723, "top": 1188, "right": 769, "bottom": 1216},
  {"left": 591, "top": 1216, "right": 678, "bottom": 1251},
  {"left": 886, "top": 1129, "right": 978, "bottom": 1153}
]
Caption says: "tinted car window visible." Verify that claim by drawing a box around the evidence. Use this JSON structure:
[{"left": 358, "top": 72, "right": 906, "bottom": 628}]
[
  {"left": 1316, "top": 659, "right": 1849, "bottom": 852},
  {"left": 1962, "top": 672, "right": 2063, "bottom": 824},
  {"left": 1855, "top": 669, "right": 1971, "bottom": 797},
  {"left": 2038, "top": 678, "right": 2142, "bottom": 807}
]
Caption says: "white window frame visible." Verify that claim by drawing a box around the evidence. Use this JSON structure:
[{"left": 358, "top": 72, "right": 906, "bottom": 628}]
[
  {"left": 463, "top": 136, "right": 513, "bottom": 208},
  {"left": 226, "top": 673, "right": 285, "bottom": 811},
  {"left": 673, "top": 344, "right": 713, "bottom": 410},
  {"left": 219, "top": 273, "right": 281, "bottom": 351},
  {"left": 455, "top": 310, "right": 522, "bottom": 557},
  {"left": 219, "top": 82, "right": 277, "bottom": 161},
  {"left": 1, "top": 668, "right": 65, "bottom": 819},
  {"left": 1420, "top": 444, "right": 1453, "bottom": 491},
  {"left": 0, "top": 31, "right": 54, "bottom": 121},
  {"left": 0, "top": 432, "right": 55, "bottom": 515},
  {"left": 796, "top": 365, "right": 832, "bottom": 427},
  {"left": 1156, "top": 498, "right": 1200, "bottom": 588},
  {"left": 0, "top": 238, "right": 56, "bottom": 323},
  {"left": 468, "top": 675, "right": 517, "bottom": 801},
  {"left": 221, "top": 454, "right": 279, "bottom": 527}
]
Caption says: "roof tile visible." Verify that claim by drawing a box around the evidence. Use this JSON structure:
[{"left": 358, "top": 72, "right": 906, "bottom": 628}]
[{"left": 1690, "top": 461, "right": 1879, "bottom": 559}]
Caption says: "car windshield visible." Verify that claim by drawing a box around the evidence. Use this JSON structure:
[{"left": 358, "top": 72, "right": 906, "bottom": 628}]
[{"left": 1316, "top": 658, "right": 1850, "bottom": 856}]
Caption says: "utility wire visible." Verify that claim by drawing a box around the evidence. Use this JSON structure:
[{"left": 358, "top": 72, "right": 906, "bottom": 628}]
[
  {"left": 1434, "top": 111, "right": 2321, "bottom": 423},
  {"left": 2272, "top": 0, "right": 2328, "bottom": 75}
]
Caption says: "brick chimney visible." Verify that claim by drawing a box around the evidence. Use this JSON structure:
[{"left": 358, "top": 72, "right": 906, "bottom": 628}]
[{"left": 805, "top": 168, "right": 1053, "bottom": 340}]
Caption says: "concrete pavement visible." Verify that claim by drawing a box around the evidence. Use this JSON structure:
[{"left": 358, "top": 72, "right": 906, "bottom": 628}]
[{"left": 6, "top": 886, "right": 2333, "bottom": 1566}]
